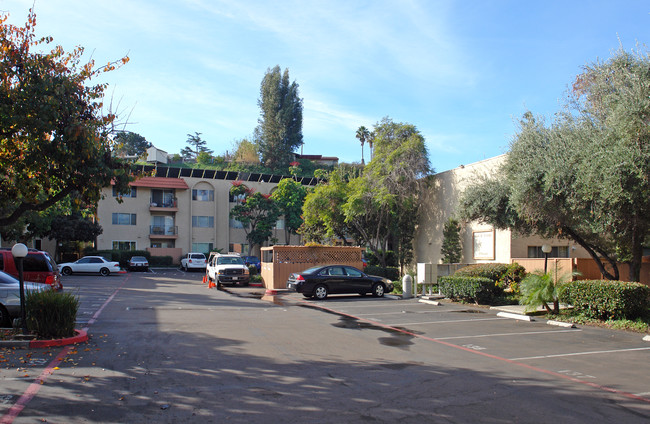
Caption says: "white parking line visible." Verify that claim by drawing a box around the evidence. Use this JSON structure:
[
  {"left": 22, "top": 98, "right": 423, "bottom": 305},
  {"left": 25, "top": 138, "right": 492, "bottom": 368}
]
[
  {"left": 436, "top": 329, "right": 581, "bottom": 340},
  {"left": 385, "top": 317, "right": 508, "bottom": 326},
  {"left": 353, "top": 310, "right": 449, "bottom": 317},
  {"left": 510, "top": 347, "right": 650, "bottom": 361}
]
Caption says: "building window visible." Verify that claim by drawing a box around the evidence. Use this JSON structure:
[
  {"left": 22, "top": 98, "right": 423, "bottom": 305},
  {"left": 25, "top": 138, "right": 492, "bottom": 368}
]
[
  {"left": 112, "top": 213, "right": 137, "bottom": 225},
  {"left": 192, "top": 243, "right": 213, "bottom": 254},
  {"left": 113, "top": 186, "right": 137, "bottom": 198},
  {"left": 527, "top": 246, "right": 570, "bottom": 258},
  {"left": 275, "top": 218, "right": 285, "bottom": 230},
  {"left": 113, "top": 241, "right": 136, "bottom": 250},
  {"left": 229, "top": 193, "right": 246, "bottom": 203},
  {"left": 192, "top": 216, "right": 214, "bottom": 228},
  {"left": 151, "top": 189, "right": 175, "bottom": 207},
  {"left": 192, "top": 189, "right": 214, "bottom": 201},
  {"left": 229, "top": 243, "right": 249, "bottom": 254},
  {"left": 229, "top": 218, "right": 244, "bottom": 229}
]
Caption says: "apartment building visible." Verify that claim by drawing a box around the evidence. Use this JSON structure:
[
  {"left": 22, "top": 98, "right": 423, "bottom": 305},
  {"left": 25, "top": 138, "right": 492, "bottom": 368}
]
[{"left": 96, "top": 165, "right": 318, "bottom": 263}]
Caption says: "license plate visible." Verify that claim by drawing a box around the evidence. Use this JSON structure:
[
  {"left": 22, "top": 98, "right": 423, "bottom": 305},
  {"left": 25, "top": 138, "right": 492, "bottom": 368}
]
[{"left": 232, "top": 277, "right": 238, "bottom": 280}]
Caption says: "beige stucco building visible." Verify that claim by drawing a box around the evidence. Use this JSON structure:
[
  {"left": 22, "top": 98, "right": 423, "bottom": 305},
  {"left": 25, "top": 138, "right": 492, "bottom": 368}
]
[
  {"left": 96, "top": 166, "right": 318, "bottom": 263},
  {"left": 414, "top": 155, "right": 591, "bottom": 267}
]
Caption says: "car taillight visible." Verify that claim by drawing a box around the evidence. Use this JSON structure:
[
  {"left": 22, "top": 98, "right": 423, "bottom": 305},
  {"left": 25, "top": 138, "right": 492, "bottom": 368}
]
[
  {"left": 295, "top": 275, "right": 305, "bottom": 282},
  {"left": 45, "top": 275, "right": 54, "bottom": 285}
]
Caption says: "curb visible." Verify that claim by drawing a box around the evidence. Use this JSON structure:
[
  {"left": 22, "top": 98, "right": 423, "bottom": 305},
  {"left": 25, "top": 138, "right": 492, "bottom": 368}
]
[
  {"left": 547, "top": 320, "right": 576, "bottom": 328},
  {"left": 643, "top": 335, "right": 650, "bottom": 342},
  {"left": 496, "top": 311, "right": 534, "bottom": 322},
  {"left": 0, "top": 329, "right": 88, "bottom": 349},
  {"left": 418, "top": 298, "right": 441, "bottom": 306}
]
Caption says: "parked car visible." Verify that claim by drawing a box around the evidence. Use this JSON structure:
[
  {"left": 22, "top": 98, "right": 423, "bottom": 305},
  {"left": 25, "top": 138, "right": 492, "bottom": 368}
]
[
  {"left": 0, "top": 247, "right": 62, "bottom": 291},
  {"left": 242, "top": 255, "right": 261, "bottom": 272},
  {"left": 58, "top": 256, "right": 121, "bottom": 276},
  {"left": 180, "top": 252, "right": 207, "bottom": 271},
  {"left": 0, "top": 270, "right": 49, "bottom": 327},
  {"left": 128, "top": 256, "right": 149, "bottom": 272},
  {"left": 206, "top": 253, "right": 250, "bottom": 286},
  {"left": 287, "top": 265, "right": 394, "bottom": 300}
]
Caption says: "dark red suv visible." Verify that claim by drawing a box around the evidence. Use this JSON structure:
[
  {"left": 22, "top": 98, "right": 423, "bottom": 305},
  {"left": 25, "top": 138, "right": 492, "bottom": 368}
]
[{"left": 0, "top": 248, "right": 63, "bottom": 291}]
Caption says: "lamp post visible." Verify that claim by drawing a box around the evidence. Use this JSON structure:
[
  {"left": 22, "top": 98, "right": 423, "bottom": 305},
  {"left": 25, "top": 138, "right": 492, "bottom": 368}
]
[
  {"left": 541, "top": 244, "right": 552, "bottom": 274},
  {"left": 11, "top": 243, "right": 28, "bottom": 333}
]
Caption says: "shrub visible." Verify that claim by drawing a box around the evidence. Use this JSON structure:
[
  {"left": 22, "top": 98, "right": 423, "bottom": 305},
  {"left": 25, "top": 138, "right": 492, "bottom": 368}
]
[
  {"left": 454, "top": 263, "right": 510, "bottom": 282},
  {"left": 438, "top": 275, "right": 502, "bottom": 303},
  {"left": 25, "top": 289, "right": 79, "bottom": 339},
  {"left": 497, "top": 263, "right": 527, "bottom": 295},
  {"left": 560, "top": 280, "right": 650, "bottom": 320},
  {"left": 365, "top": 266, "right": 400, "bottom": 281}
]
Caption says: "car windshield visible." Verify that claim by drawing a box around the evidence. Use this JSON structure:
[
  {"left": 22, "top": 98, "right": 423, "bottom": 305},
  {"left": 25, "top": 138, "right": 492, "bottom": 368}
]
[
  {"left": 301, "top": 266, "right": 323, "bottom": 275},
  {"left": 191, "top": 254, "right": 206, "bottom": 260},
  {"left": 131, "top": 256, "right": 147, "bottom": 261},
  {"left": 217, "top": 257, "right": 244, "bottom": 265},
  {"left": 0, "top": 271, "right": 19, "bottom": 285}
]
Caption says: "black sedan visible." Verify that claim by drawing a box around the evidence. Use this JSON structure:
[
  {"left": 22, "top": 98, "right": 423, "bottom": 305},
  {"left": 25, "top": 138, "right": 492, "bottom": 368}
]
[{"left": 286, "top": 265, "right": 394, "bottom": 300}]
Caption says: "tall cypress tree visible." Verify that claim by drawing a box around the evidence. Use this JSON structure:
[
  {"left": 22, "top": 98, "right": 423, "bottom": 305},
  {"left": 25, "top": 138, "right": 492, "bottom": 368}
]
[{"left": 255, "top": 66, "right": 303, "bottom": 169}]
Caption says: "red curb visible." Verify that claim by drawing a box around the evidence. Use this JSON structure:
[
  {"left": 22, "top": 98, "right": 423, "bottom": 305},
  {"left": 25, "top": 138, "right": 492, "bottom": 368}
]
[
  {"left": 265, "top": 289, "right": 278, "bottom": 295},
  {"left": 29, "top": 329, "right": 88, "bottom": 348}
]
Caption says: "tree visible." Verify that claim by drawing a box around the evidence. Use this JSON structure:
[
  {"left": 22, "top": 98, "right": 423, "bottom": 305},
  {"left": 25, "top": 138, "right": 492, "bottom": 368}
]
[
  {"left": 180, "top": 132, "right": 212, "bottom": 161},
  {"left": 231, "top": 138, "right": 259, "bottom": 164},
  {"left": 255, "top": 66, "right": 303, "bottom": 169},
  {"left": 460, "top": 47, "right": 650, "bottom": 282},
  {"left": 270, "top": 178, "right": 308, "bottom": 245},
  {"left": 441, "top": 218, "right": 463, "bottom": 263},
  {"left": 113, "top": 131, "right": 151, "bottom": 157},
  {"left": 229, "top": 182, "right": 280, "bottom": 256},
  {"left": 355, "top": 126, "right": 370, "bottom": 165},
  {"left": 0, "top": 9, "right": 134, "bottom": 227},
  {"left": 300, "top": 169, "right": 354, "bottom": 244},
  {"left": 344, "top": 118, "right": 431, "bottom": 269},
  {"left": 49, "top": 213, "right": 103, "bottom": 261}
]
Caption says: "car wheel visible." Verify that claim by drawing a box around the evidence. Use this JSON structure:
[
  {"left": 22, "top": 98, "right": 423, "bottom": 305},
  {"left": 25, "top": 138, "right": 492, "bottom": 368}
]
[
  {"left": 0, "top": 305, "right": 10, "bottom": 328},
  {"left": 100, "top": 268, "right": 110, "bottom": 276},
  {"left": 61, "top": 267, "right": 72, "bottom": 276},
  {"left": 372, "top": 283, "right": 385, "bottom": 297},
  {"left": 314, "top": 284, "right": 328, "bottom": 300}
]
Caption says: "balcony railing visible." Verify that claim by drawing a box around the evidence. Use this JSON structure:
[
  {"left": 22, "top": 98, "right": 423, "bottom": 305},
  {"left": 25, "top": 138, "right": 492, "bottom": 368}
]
[
  {"left": 150, "top": 225, "right": 178, "bottom": 236},
  {"left": 150, "top": 198, "right": 177, "bottom": 208}
]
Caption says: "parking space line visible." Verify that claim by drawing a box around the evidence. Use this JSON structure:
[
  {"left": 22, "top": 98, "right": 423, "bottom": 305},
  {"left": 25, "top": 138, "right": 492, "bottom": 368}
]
[
  {"left": 353, "top": 310, "right": 448, "bottom": 317},
  {"left": 510, "top": 347, "right": 650, "bottom": 361},
  {"left": 385, "top": 317, "right": 507, "bottom": 326},
  {"left": 302, "top": 299, "right": 650, "bottom": 405},
  {"left": 436, "top": 329, "right": 581, "bottom": 340}
]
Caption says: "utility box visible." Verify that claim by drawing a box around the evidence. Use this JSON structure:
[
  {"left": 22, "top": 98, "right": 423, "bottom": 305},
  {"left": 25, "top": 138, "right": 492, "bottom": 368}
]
[{"left": 417, "top": 263, "right": 435, "bottom": 284}]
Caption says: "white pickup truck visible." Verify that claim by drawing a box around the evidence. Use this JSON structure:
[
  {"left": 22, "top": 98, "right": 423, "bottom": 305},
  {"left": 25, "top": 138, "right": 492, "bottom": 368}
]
[{"left": 206, "top": 253, "right": 250, "bottom": 287}]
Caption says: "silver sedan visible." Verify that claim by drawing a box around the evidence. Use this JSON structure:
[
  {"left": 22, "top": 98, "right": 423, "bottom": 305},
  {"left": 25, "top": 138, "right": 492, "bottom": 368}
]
[{"left": 0, "top": 270, "right": 48, "bottom": 327}]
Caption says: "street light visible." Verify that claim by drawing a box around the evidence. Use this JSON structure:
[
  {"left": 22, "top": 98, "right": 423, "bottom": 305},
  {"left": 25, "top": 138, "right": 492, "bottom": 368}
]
[
  {"left": 541, "top": 244, "right": 552, "bottom": 274},
  {"left": 11, "top": 243, "right": 28, "bottom": 333}
]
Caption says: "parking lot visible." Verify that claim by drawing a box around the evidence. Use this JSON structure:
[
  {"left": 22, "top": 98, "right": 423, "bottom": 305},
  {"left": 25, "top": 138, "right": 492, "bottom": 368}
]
[
  {"left": 1, "top": 270, "right": 649, "bottom": 423},
  {"left": 286, "top": 291, "right": 650, "bottom": 404}
]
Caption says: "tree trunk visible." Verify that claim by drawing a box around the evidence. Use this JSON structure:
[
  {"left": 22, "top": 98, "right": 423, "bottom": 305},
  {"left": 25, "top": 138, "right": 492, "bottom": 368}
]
[
  {"left": 628, "top": 227, "right": 644, "bottom": 282},
  {"left": 561, "top": 226, "right": 619, "bottom": 280}
]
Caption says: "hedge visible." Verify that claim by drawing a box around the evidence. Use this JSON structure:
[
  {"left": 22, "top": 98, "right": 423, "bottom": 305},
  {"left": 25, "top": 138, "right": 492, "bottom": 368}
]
[
  {"left": 560, "top": 280, "right": 650, "bottom": 320},
  {"left": 26, "top": 289, "right": 79, "bottom": 339},
  {"left": 439, "top": 275, "right": 501, "bottom": 303},
  {"left": 365, "top": 266, "right": 400, "bottom": 281}
]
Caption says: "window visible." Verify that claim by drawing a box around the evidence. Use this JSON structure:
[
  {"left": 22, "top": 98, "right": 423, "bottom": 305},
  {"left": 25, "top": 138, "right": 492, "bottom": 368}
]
[
  {"left": 527, "top": 246, "right": 570, "bottom": 258},
  {"left": 151, "top": 189, "right": 175, "bottom": 207},
  {"left": 113, "top": 241, "right": 136, "bottom": 250},
  {"left": 345, "top": 267, "right": 363, "bottom": 277},
  {"left": 112, "top": 213, "right": 136, "bottom": 225},
  {"left": 192, "top": 216, "right": 214, "bottom": 228},
  {"left": 192, "top": 242, "right": 213, "bottom": 253},
  {"left": 192, "top": 189, "right": 214, "bottom": 201},
  {"left": 229, "top": 218, "right": 244, "bottom": 229},
  {"left": 229, "top": 193, "right": 246, "bottom": 203},
  {"left": 275, "top": 218, "right": 285, "bottom": 230},
  {"left": 113, "top": 186, "right": 137, "bottom": 197}
]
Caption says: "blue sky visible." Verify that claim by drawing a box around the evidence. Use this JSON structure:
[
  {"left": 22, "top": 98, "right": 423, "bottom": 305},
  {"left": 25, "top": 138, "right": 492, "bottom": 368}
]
[{"left": 2, "top": 0, "right": 649, "bottom": 172}]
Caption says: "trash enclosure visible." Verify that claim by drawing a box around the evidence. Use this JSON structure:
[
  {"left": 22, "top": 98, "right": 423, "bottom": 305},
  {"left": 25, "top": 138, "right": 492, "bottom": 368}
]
[{"left": 260, "top": 245, "right": 364, "bottom": 290}]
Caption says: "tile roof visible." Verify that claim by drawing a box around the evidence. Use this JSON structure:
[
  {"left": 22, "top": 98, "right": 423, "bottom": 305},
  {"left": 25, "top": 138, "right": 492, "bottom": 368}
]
[{"left": 129, "top": 176, "right": 189, "bottom": 189}]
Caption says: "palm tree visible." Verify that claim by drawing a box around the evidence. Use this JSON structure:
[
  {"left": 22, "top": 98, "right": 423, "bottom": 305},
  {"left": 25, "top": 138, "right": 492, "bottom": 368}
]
[{"left": 356, "top": 126, "right": 370, "bottom": 165}]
